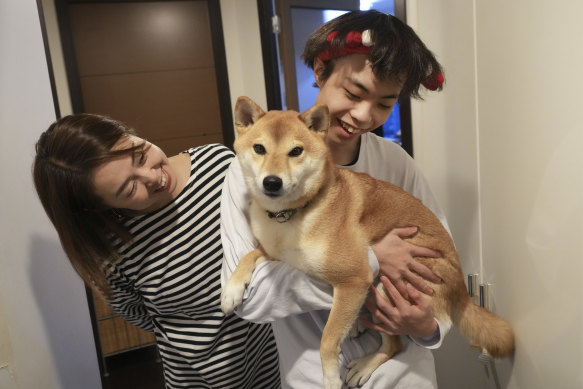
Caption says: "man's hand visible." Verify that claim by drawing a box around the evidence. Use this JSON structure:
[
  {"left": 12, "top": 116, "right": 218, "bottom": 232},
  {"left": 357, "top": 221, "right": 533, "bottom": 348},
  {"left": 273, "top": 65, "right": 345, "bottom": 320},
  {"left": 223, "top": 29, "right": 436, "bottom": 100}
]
[
  {"left": 371, "top": 226, "right": 441, "bottom": 298},
  {"left": 359, "top": 276, "right": 438, "bottom": 338}
]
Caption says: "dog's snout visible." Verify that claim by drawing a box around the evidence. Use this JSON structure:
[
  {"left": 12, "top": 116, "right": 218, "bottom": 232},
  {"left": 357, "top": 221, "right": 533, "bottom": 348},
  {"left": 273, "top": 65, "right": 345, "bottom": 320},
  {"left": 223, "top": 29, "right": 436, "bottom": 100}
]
[{"left": 263, "top": 175, "right": 283, "bottom": 192}]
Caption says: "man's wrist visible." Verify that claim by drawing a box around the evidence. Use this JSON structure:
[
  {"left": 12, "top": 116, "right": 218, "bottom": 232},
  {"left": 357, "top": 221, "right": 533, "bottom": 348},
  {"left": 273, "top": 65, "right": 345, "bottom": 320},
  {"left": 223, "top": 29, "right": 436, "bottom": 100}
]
[
  {"left": 418, "top": 319, "right": 439, "bottom": 340},
  {"left": 410, "top": 318, "right": 446, "bottom": 349}
]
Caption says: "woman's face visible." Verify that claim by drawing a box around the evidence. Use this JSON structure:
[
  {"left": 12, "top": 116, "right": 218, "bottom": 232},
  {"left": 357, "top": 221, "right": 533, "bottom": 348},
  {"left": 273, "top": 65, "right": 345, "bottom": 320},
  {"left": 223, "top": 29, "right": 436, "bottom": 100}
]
[
  {"left": 91, "top": 136, "right": 179, "bottom": 213},
  {"left": 314, "top": 54, "right": 402, "bottom": 148}
]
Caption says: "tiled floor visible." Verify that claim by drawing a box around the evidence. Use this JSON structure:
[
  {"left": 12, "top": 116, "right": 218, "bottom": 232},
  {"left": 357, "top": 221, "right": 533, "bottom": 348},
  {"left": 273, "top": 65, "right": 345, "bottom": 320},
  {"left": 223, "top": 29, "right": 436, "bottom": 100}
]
[{"left": 102, "top": 346, "right": 165, "bottom": 389}]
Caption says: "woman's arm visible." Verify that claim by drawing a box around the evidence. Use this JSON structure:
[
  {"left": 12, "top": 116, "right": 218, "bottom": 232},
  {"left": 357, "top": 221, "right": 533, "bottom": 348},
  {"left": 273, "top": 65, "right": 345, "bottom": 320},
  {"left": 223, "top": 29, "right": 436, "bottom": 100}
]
[{"left": 106, "top": 271, "right": 154, "bottom": 332}]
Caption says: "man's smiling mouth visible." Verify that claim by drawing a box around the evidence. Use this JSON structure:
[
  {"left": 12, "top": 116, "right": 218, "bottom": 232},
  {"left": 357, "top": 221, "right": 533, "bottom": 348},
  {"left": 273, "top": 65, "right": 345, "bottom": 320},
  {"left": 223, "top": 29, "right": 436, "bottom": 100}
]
[{"left": 337, "top": 119, "right": 363, "bottom": 135}]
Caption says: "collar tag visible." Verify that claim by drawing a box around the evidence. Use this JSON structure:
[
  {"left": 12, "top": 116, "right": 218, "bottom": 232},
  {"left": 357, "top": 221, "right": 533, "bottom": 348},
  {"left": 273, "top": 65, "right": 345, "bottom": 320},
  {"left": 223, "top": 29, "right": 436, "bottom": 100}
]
[
  {"left": 266, "top": 201, "right": 311, "bottom": 223},
  {"left": 267, "top": 209, "right": 295, "bottom": 223}
]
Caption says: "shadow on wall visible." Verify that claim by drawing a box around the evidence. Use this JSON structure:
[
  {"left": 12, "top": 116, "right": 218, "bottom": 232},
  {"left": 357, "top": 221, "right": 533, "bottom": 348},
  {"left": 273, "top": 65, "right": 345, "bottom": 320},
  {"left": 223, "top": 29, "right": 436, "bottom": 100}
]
[
  {"left": 28, "top": 235, "right": 101, "bottom": 389},
  {"left": 433, "top": 326, "right": 513, "bottom": 389}
]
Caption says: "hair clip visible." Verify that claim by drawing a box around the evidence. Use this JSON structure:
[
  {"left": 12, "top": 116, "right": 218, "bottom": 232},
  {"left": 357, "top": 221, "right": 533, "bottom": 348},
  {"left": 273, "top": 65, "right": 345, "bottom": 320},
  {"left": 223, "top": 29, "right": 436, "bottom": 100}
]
[
  {"left": 422, "top": 72, "right": 445, "bottom": 91},
  {"left": 318, "top": 30, "right": 373, "bottom": 61}
]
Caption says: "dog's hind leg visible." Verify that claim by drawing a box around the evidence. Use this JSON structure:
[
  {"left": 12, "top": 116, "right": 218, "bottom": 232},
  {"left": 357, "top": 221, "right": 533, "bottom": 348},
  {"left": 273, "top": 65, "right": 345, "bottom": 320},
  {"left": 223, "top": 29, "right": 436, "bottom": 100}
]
[
  {"left": 321, "top": 279, "right": 370, "bottom": 389},
  {"left": 345, "top": 333, "right": 402, "bottom": 387},
  {"left": 345, "top": 281, "right": 403, "bottom": 387},
  {"left": 221, "top": 245, "right": 270, "bottom": 315}
]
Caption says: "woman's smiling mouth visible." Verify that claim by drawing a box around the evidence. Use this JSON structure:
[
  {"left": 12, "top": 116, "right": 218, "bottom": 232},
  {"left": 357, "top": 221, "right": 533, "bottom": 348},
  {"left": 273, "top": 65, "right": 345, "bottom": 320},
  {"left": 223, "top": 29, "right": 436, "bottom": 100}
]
[{"left": 155, "top": 169, "right": 169, "bottom": 192}]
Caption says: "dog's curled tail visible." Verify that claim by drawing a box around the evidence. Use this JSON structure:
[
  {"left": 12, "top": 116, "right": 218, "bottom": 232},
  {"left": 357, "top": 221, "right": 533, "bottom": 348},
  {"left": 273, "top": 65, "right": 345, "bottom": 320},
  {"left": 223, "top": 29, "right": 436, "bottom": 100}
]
[{"left": 454, "top": 299, "right": 515, "bottom": 358}]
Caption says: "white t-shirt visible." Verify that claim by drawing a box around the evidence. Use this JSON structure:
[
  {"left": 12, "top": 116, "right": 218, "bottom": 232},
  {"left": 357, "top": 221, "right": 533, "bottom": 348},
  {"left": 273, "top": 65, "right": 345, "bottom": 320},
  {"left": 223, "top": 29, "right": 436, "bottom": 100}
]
[{"left": 221, "top": 133, "right": 451, "bottom": 389}]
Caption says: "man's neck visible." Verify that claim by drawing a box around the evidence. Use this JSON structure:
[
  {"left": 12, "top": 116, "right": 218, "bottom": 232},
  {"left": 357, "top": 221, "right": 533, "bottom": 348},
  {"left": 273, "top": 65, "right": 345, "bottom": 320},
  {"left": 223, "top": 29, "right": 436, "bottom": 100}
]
[{"left": 327, "top": 136, "right": 361, "bottom": 166}]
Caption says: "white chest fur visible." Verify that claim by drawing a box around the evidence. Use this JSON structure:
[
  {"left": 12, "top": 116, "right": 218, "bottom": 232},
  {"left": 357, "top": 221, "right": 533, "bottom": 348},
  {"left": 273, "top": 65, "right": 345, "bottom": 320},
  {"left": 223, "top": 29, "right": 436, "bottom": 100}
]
[{"left": 249, "top": 202, "right": 326, "bottom": 277}]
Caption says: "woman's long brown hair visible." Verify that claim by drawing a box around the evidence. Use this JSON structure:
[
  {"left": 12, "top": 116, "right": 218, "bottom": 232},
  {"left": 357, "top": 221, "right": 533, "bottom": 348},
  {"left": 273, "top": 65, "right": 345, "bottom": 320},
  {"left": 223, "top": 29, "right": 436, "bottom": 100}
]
[{"left": 33, "top": 114, "right": 141, "bottom": 298}]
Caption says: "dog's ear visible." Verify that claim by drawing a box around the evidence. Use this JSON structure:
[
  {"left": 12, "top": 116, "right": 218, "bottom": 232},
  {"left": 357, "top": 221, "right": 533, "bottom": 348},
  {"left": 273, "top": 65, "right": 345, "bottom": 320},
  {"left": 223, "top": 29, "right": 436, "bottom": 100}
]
[
  {"left": 234, "top": 96, "right": 265, "bottom": 135},
  {"left": 299, "top": 104, "right": 329, "bottom": 135}
]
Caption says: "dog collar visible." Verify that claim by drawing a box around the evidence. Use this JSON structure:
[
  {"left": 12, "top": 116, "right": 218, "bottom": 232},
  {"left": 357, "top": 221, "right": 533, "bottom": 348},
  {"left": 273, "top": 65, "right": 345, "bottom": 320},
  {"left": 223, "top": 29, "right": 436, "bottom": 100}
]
[{"left": 266, "top": 202, "right": 310, "bottom": 223}]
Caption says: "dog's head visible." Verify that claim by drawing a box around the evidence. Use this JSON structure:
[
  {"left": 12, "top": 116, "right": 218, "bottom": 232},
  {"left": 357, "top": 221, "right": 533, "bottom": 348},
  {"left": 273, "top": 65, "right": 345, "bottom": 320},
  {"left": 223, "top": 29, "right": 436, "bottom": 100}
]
[{"left": 233, "top": 96, "right": 333, "bottom": 210}]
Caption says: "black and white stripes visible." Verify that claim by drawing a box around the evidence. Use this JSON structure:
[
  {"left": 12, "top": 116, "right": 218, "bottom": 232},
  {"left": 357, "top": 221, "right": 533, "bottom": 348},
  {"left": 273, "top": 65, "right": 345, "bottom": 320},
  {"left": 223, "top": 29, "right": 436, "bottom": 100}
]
[{"left": 107, "top": 144, "right": 280, "bottom": 388}]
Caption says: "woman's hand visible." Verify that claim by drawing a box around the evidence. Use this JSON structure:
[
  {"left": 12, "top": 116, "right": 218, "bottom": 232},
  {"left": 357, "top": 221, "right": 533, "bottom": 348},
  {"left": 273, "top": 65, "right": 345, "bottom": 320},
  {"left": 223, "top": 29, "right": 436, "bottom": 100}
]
[
  {"left": 371, "top": 226, "right": 441, "bottom": 298},
  {"left": 359, "top": 276, "right": 438, "bottom": 338}
]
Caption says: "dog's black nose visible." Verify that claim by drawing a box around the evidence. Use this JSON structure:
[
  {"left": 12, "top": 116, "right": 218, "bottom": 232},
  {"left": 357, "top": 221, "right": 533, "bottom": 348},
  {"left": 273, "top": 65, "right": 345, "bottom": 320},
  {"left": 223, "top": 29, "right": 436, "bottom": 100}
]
[{"left": 263, "top": 175, "right": 283, "bottom": 192}]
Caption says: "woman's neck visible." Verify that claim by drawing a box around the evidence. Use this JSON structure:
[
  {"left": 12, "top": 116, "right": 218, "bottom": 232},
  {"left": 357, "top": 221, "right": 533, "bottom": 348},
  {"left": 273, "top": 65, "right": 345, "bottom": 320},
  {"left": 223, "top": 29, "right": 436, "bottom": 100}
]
[
  {"left": 169, "top": 152, "right": 191, "bottom": 195},
  {"left": 327, "top": 136, "right": 361, "bottom": 166}
]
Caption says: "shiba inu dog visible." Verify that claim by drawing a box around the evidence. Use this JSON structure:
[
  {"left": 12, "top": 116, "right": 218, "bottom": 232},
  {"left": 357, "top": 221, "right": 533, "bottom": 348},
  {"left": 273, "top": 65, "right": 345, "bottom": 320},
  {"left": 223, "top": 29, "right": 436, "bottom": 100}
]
[{"left": 221, "top": 96, "right": 514, "bottom": 389}]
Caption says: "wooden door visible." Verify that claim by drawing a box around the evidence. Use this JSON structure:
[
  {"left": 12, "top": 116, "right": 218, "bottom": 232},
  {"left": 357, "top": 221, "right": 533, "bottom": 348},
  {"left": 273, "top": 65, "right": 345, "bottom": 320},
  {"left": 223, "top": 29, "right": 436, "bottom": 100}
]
[{"left": 58, "top": 0, "right": 233, "bottom": 155}]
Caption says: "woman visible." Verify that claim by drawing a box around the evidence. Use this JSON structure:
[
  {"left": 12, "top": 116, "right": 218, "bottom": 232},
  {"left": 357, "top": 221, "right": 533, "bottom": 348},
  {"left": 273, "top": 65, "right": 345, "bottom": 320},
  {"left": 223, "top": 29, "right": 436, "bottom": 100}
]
[
  {"left": 221, "top": 10, "right": 449, "bottom": 388},
  {"left": 33, "top": 114, "right": 280, "bottom": 388}
]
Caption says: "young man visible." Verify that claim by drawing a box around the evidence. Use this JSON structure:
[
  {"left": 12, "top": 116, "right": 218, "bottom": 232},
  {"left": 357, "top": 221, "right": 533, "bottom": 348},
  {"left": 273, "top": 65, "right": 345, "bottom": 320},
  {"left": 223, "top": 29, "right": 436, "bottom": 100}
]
[{"left": 221, "top": 10, "right": 449, "bottom": 388}]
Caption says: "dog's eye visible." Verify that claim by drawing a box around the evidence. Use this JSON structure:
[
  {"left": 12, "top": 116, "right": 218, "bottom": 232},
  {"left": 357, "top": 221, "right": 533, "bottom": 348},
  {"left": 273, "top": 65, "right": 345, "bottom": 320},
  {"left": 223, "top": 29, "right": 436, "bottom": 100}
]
[
  {"left": 288, "top": 147, "right": 303, "bottom": 157},
  {"left": 253, "top": 144, "right": 266, "bottom": 155}
]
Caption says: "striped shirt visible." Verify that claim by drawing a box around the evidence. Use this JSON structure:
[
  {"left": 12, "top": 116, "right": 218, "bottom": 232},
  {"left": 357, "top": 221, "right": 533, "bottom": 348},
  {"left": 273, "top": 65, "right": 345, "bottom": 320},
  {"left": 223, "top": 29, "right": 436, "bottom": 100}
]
[{"left": 106, "top": 144, "right": 281, "bottom": 388}]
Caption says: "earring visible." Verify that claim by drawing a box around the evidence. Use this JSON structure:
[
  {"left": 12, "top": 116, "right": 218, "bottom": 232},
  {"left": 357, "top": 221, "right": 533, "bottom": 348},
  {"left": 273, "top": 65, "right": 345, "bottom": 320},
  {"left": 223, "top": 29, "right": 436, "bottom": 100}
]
[{"left": 111, "top": 209, "right": 124, "bottom": 220}]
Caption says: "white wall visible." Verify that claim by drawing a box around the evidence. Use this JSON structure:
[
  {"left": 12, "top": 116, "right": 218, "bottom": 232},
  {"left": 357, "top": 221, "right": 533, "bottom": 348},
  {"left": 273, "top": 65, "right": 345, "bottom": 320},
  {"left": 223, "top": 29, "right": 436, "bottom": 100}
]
[
  {"left": 476, "top": 1, "right": 582, "bottom": 387},
  {"left": 410, "top": 0, "right": 583, "bottom": 388},
  {"left": 220, "top": 0, "right": 268, "bottom": 118},
  {"left": 0, "top": 0, "right": 101, "bottom": 388}
]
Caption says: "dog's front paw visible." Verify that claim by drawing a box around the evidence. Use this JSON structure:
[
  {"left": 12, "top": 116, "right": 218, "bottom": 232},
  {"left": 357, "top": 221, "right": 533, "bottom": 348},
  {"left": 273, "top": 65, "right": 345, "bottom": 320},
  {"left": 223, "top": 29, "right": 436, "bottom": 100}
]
[
  {"left": 323, "top": 375, "right": 343, "bottom": 389},
  {"left": 221, "top": 281, "right": 246, "bottom": 315}
]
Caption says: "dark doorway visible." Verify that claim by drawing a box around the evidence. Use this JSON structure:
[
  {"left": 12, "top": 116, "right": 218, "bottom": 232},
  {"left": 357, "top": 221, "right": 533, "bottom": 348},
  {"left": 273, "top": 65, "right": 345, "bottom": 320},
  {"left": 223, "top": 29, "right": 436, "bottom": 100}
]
[{"left": 257, "top": 0, "right": 414, "bottom": 156}]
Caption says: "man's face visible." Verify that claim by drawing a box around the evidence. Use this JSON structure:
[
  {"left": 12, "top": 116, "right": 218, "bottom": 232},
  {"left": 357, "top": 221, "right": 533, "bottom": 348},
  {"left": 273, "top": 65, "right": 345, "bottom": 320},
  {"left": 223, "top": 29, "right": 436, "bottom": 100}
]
[{"left": 314, "top": 54, "right": 403, "bottom": 147}]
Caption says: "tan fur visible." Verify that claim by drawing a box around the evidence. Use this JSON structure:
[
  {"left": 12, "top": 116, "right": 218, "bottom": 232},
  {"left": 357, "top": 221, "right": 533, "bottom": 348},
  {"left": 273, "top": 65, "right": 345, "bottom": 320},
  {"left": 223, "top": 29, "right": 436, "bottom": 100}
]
[{"left": 222, "top": 97, "right": 515, "bottom": 389}]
